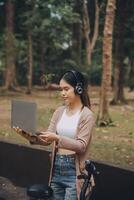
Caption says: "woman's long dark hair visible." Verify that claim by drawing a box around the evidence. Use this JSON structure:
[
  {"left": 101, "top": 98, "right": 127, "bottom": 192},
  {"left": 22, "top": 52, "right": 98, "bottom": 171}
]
[{"left": 60, "top": 70, "right": 91, "bottom": 109}]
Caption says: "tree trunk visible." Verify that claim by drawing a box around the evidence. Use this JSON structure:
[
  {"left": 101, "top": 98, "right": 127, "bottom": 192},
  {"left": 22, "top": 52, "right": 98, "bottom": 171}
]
[
  {"left": 97, "top": 0, "right": 116, "bottom": 126},
  {"left": 82, "top": 0, "right": 99, "bottom": 66},
  {"left": 5, "top": 0, "right": 16, "bottom": 90},
  {"left": 111, "top": 0, "right": 127, "bottom": 105},
  {"left": 72, "top": 0, "right": 82, "bottom": 65},
  {"left": 26, "top": 31, "right": 33, "bottom": 94}
]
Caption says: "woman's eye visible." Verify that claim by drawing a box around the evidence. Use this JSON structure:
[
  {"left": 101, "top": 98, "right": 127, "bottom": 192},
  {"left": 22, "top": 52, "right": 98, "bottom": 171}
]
[
  {"left": 64, "top": 87, "right": 69, "bottom": 91},
  {"left": 59, "top": 87, "right": 69, "bottom": 92}
]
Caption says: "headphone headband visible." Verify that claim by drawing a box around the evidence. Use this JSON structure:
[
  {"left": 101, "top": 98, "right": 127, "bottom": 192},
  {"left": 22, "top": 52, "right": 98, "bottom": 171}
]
[
  {"left": 69, "top": 70, "right": 79, "bottom": 82},
  {"left": 67, "top": 70, "right": 83, "bottom": 95}
]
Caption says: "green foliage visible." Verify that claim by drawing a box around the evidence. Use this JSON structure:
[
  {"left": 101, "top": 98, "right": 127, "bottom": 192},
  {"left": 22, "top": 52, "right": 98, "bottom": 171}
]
[
  {"left": 124, "top": 2, "right": 134, "bottom": 59},
  {"left": 0, "top": 0, "right": 134, "bottom": 87},
  {"left": 87, "top": 64, "right": 102, "bottom": 85},
  {"left": 40, "top": 73, "right": 54, "bottom": 85},
  {"left": 62, "top": 59, "right": 78, "bottom": 70},
  {"left": 0, "top": 34, "right": 6, "bottom": 85},
  {"left": 17, "top": 0, "right": 81, "bottom": 83},
  {"left": 0, "top": 35, "right": 5, "bottom": 71},
  {"left": 15, "top": 39, "right": 28, "bottom": 85}
]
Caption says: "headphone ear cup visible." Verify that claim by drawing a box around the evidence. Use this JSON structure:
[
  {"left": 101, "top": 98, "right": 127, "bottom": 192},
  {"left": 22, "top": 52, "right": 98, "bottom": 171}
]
[{"left": 75, "top": 84, "right": 83, "bottom": 95}]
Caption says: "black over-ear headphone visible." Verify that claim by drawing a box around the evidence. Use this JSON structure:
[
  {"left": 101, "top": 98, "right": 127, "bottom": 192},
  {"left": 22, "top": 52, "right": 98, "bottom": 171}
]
[{"left": 69, "top": 70, "right": 83, "bottom": 95}]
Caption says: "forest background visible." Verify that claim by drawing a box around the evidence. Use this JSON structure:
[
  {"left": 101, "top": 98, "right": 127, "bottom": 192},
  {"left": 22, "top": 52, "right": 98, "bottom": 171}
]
[{"left": 0, "top": 0, "right": 134, "bottom": 169}]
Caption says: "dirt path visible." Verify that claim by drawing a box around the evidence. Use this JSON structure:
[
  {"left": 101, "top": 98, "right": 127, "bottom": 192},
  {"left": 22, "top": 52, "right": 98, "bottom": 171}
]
[{"left": 0, "top": 176, "right": 29, "bottom": 200}]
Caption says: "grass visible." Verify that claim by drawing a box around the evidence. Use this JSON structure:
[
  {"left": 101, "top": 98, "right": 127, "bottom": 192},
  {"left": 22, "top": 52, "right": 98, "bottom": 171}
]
[{"left": 0, "top": 87, "right": 134, "bottom": 169}]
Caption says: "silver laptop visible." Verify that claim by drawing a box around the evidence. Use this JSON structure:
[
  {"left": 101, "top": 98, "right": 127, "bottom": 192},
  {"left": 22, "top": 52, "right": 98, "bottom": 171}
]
[{"left": 11, "top": 100, "right": 37, "bottom": 134}]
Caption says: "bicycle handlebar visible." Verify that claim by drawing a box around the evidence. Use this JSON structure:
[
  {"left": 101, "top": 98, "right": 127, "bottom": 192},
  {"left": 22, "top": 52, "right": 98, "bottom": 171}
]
[{"left": 85, "top": 160, "right": 99, "bottom": 176}]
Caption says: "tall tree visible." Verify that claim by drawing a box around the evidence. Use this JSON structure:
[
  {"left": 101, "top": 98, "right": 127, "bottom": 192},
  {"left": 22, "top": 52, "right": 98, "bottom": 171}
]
[
  {"left": 5, "top": 0, "right": 16, "bottom": 90},
  {"left": 125, "top": 0, "right": 134, "bottom": 92},
  {"left": 22, "top": 0, "right": 36, "bottom": 94},
  {"left": 72, "top": 0, "right": 82, "bottom": 65},
  {"left": 82, "top": 0, "right": 100, "bottom": 65},
  {"left": 22, "top": 0, "right": 80, "bottom": 83},
  {"left": 111, "top": 0, "right": 127, "bottom": 105},
  {"left": 97, "top": 0, "right": 116, "bottom": 126}
]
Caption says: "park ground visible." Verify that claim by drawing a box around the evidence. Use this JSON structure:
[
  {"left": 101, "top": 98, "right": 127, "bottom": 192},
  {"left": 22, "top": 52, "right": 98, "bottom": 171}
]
[
  {"left": 0, "top": 86, "right": 134, "bottom": 200},
  {"left": 0, "top": 86, "right": 134, "bottom": 169},
  {"left": 0, "top": 176, "right": 29, "bottom": 200}
]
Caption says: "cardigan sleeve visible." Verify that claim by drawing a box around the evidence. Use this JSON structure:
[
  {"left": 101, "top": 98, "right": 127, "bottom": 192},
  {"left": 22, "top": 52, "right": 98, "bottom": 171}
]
[
  {"left": 57, "top": 112, "right": 95, "bottom": 154},
  {"left": 47, "top": 110, "right": 59, "bottom": 133}
]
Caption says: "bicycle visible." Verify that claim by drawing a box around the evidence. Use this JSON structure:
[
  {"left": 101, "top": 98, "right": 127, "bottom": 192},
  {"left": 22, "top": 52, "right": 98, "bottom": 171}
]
[
  {"left": 78, "top": 160, "right": 100, "bottom": 200},
  {"left": 27, "top": 160, "right": 100, "bottom": 200}
]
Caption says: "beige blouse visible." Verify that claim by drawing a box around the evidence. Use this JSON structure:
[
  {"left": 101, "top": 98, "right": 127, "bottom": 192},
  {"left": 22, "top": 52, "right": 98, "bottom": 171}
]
[{"left": 47, "top": 105, "right": 95, "bottom": 200}]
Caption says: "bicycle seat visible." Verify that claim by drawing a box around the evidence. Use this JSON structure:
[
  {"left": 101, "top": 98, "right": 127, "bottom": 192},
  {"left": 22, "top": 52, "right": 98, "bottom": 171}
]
[{"left": 27, "top": 184, "right": 53, "bottom": 199}]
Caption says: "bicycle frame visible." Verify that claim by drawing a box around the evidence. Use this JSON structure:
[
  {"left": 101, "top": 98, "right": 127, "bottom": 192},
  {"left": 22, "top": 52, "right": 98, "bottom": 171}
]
[{"left": 79, "top": 160, "right": 100, "bottom": 200}]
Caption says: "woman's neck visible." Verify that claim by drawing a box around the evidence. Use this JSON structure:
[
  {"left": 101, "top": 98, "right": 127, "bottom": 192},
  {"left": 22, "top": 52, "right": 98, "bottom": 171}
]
[{"left": 67, "top": 99, "right": 83, "bottom": 113}]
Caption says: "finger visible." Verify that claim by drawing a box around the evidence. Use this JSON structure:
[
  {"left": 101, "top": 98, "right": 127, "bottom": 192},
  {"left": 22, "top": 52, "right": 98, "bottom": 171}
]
[
  {"left": 39, "top": 134, "right": 48, "bottom": 139},
  {"left": 12, "top": 126, "right": 17, "bottom": 131},
  {"left": 12, "top": 126, "right": 20, "bottom": 133},
  {"left": 17, "top": 129, "right": 22, "bottom": 133},
  {"left": 39, "top": 136, "right": 49, "bottom": 143},
  {"left": 40, "top": 136, "right": 48, "bottom": 141},
  {"left": 15, "top": 126, "right": 20, "bottom": 131}
]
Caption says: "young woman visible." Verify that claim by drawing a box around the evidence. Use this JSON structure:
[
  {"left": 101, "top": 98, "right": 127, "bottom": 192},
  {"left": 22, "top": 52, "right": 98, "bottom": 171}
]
[{"left": 13, "top": 70, "right": 95, "bottom": 200}]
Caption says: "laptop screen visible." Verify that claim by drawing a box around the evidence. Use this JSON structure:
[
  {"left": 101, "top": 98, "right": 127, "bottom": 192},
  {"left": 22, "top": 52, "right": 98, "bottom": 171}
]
[{"left": 11, "top": 100, "right": 37, "bottom": 134}]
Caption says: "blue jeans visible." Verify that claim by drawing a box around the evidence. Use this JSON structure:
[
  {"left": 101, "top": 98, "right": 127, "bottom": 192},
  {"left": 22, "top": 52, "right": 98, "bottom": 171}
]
[{"left": 50, "top": 154, "right": 77, "bottom": 200}]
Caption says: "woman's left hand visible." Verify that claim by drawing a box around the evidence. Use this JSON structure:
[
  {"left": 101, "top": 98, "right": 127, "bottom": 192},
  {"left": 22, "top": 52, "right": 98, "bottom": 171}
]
[{"left": 38, "top": 132, "right": 60, "bottom": 143}]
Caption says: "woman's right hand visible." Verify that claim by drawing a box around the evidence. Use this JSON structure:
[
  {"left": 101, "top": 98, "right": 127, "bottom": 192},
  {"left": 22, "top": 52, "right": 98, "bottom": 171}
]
[
  {"left": 12, "top": 126, "right": 37, "bottom": 143},
  {"left": 12, "top": 126, "right": 51, "bottom": 145}
]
